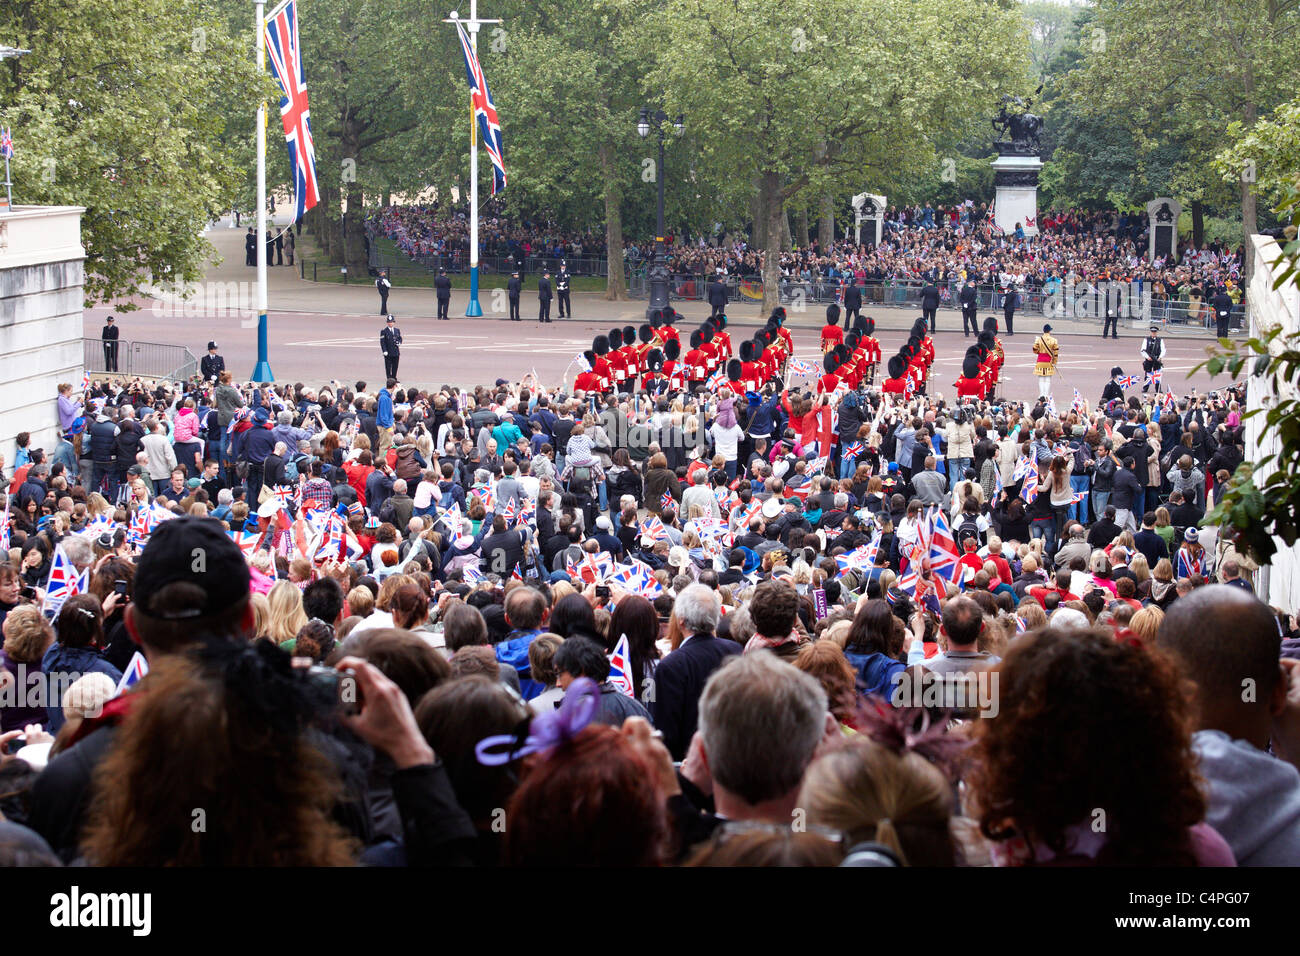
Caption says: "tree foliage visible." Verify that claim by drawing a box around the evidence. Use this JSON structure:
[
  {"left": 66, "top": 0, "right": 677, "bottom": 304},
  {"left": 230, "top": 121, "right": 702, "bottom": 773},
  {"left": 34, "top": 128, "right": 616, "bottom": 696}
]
[
  {"left": 0, "top": 0, "right": 268, "bottom": 305},
  {"left": 649, "top": 0, "right": 1030, "bottom": 309}
]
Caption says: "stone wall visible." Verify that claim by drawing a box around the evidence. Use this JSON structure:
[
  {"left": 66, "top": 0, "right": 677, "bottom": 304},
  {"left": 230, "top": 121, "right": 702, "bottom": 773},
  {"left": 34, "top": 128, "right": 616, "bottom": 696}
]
[{"left": 0, "top": 206, "right": 86, "bottom": 469}]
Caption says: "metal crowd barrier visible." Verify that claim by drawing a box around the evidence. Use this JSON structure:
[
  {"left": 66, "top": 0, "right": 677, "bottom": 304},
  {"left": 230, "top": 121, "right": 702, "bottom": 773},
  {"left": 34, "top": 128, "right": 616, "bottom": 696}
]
[
  {"left": 625, "top": 272, "right": 1244, "bottom": 333},
  {"left": 83, "top": 338, "right": 199, "bottom": 381}
]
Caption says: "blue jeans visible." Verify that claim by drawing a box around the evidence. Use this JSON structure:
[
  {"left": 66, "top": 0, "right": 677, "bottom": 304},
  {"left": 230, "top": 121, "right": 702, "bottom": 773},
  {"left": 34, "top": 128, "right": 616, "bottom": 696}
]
[
  {"left": 726, "top": 459, "right": 737, "bottom": 481},
  {"left": 947, "top": 458, "right": 971, "bottom": 482},
  {"left": 1030, "top": 518, "right": 1057, "bottom": 560},
  {"left": 1091, "top": 490, "right": 1109, "bottom": 523},
  {"left": 1068, "top": 474, "right": 1090, "bottom": 524},
  {"left": 839, "top": 455, "right": 856, "bottom": 479}
]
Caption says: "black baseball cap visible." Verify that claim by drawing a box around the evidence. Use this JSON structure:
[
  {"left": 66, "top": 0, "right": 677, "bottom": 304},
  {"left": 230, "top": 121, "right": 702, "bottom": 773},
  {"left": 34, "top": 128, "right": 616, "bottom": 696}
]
[{"left": 133, "top": 517, "right": 250, "bottom": 620}]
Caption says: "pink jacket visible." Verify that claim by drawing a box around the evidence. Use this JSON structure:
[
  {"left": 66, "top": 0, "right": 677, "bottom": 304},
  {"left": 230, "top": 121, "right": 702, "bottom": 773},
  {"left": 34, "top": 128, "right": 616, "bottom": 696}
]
[{"left": 173, "top": 408, "right": 201, "bottom": 443}]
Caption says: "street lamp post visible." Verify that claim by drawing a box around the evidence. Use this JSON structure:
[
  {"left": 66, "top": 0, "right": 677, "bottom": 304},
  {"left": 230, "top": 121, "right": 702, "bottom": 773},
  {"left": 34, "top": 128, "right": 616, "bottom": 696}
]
[{"left": 637, "top": 107, "right": 683, "bottom": 321}]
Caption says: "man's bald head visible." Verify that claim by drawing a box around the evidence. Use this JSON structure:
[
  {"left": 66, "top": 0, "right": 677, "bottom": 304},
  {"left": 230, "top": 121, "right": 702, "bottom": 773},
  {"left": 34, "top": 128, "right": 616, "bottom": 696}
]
[{"left": 1157, "top": 585, "right": 1281, "bottom": 735}]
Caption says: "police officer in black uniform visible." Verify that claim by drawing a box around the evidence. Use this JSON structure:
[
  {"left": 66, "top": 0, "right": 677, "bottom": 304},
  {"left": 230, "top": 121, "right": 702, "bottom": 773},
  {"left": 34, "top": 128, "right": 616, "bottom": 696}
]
[
  {"left": 1211, "top": 286, "right": 1235, "bottom": 339},
  {"left": 1140, "top": 325, "right": 1166, "bottom": 393},
  {"left": 102, "top": 316, "right": 120, "bottom": 372},
  {"left": 959, "top": 279, "right": 978, "bottom": 336},
  {"left": 1102, "top": 281, "right": 1121, "bottom": 339},
  {"left": 707, "top": 271, "right": 728, "bottom": 320},
  {"left": 434, "top": 267, "right": 451, "bottom": 320},
  {"left": 920, "top": 280, "right": 940, "bottom": 333},
  {"left": 380, "top": 316, "right": 402, "bottom": 379},
  {"left": 538, "top": 271, "right": 553, "bottom": 323},
  {"left": 1002, "top": 283, "right": 1019, "bottom": 336},
  {"left": 556, "top": 263, "right": 571, "bottom": 318},
  {"left": 507, "top": 270, "right": 522, "bottom": 321},
  {"left": 376, "top": 269, "right": 391, "bottom": 315},
  {"left": 843, "top": 279, "right": 862, "bottom": 327},
  {"left": 200, "top": 341, "right": 226, "bottom": 383}
]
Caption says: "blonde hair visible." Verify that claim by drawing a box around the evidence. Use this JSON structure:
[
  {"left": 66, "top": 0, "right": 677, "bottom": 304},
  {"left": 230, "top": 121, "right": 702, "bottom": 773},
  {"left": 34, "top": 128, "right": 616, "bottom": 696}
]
[
  {"left": 1129, "top": 552, "right": 1150, "bottom": 585},
  {"left": 267, "top": 581, "right": 308, "bottom": 645},
  {"left": 1128, "top": 606, "right": 1164, "bottom": 645},
  {"left": 375, "top": 573, "right": 413, "bottom": 611},
  {"left": 2, "top": 605, "right": 54, "bottom": 663},
  {"left": 249, "top": 592, "right": 271, "bottom": 640},
  {"left": 799, "top": 739, "right": 956, "bottom": 866},
  {"left": 1016, "top": 599, "right": 1047, "bottom": 631},
  {"left": 346, "top": 586, "right": 375, "bottom": 618}
]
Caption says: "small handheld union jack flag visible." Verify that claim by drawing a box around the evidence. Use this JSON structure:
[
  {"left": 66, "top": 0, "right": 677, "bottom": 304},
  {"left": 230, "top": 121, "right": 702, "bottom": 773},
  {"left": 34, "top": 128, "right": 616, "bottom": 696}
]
[
  {"left": 842, "top": 441, "right": 863, "bottom": 461},
  {"left": 271, "top": 485, "right": 299, "bottom": 508},
  {"left": 638, "top": 514, "right": 668, "bottom": 540},
  {"left": 0, "top": 127, "right": 13, "bottom": 160},
  {"left": 115, "top": 651, "right": 150, "bottom": 696},
  {"left": 661, "top": 490, "right": 675, "bottom": 512}
]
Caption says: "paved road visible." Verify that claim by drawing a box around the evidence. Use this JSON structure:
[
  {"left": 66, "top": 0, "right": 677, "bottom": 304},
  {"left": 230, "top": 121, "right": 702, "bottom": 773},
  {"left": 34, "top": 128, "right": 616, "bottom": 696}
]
[{"left": 86, "top": 224, "right": 1232, "bottom": 402}]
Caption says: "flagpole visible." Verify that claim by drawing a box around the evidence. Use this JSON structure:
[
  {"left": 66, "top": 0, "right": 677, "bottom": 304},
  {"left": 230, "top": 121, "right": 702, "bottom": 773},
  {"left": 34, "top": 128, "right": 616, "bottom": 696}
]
[
  {"left": 445, "top": 5, "right": 499, "bottom": 318},
  {"left": 252, "top": 0, "right": 275, "bottom": 381},
  {"left": 465, "top": 0, "right": 483, "bottom": 317}
]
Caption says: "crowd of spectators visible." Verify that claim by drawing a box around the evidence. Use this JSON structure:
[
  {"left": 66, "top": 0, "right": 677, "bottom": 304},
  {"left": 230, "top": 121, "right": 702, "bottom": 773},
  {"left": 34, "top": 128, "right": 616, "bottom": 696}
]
[
  {"left": 0, "top": 321, "right": 1295, "bottom": 869},
  {"left": 369, "top": 204, "right": 605, "bottom": 270},
  {"left": 652, "top": 202, "right": 1244, "bottom": 322}
]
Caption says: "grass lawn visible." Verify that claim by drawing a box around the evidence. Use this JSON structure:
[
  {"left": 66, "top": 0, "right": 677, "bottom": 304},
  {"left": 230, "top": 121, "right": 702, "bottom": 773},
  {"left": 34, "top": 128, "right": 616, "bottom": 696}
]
[{"left": 296, "top": 235, "right": 611, "bottom": 292}]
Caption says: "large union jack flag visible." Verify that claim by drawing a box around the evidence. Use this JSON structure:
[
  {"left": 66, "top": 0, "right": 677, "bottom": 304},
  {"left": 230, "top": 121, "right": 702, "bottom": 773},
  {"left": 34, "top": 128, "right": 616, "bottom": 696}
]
[
  {"left": 265, "top": 1, "right": 320, "bottom": 221},
  {"left": 454, "top": 19, "right": 506, "bottom": 195}
]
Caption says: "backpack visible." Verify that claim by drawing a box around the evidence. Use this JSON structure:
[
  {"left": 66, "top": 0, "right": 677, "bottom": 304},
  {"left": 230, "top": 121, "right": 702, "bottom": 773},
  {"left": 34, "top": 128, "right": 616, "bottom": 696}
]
[
  {"left": 439, "top": 484, "right": 456, "bottom": 510},
  {"left": 1072, "top": 443, "right": 1093, "bottom": 473},
  {"left": 283, "top": 456, "right": 301, "bottom": 484},
  {"left": 956, "top": 516, "right": 983, "bottom": 548},
  {"left": 569, "top": 466, "right": 593, "bottom": 496}
]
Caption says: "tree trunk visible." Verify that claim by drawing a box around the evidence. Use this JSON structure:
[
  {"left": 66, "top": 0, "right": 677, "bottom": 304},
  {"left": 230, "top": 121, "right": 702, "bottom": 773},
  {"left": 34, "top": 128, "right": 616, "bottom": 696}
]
[
  {"left": 751, "top": 176, "right": 767, "bottom": 252},
  {"left": 340, "top": 117, "right": 369, "bottom": 277},
  {"left": 345, "top": 185, "right": 368, "bottom": 276},
  {"left": 599, "top": 143, "right": 628, "bottom": 300},
  {"left": 779, "top": 203, "right": 791, "bottom": 254},
  {"left": 1191, "top": 200, "right": 1204, "bottom": 249},
  {"left": 761, "top": 170, "right": 783, "bottom": 313},
  {"left": 819, "top": 193, "right": 835, "bottom": 251},
  {"left": 797, "top": 205, "right": 810, "bottom": 252}
]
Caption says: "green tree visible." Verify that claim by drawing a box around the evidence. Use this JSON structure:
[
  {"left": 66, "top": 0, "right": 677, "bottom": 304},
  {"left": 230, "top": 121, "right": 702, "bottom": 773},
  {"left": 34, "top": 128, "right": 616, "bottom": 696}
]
[
  {"left": 1216, "top": 94, "right": 1300, "bottom": 210},
  {"left": 0, "top": 0, "right": 267, "bottom": 305},
  {"left": 651, "top": 0, "right": 1029, "bottom": 311},
  {"left": 1067, "top": 0, "right": 1300, "bottom": 272},
  {"left": 488, "top": 0, "right": 654, "bottom": 299}
]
